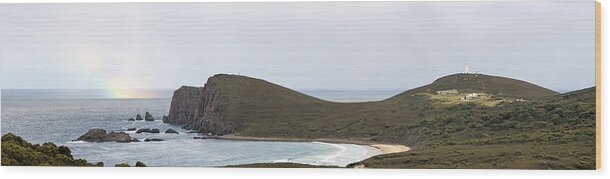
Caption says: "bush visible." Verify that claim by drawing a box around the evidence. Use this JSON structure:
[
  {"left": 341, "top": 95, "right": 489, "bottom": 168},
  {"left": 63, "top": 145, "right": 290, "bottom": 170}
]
[
  {"left": 115, "top": 163, "right": 131, "bottom": 167},
  {"left": 135, "top": 161, "right": 147, "bottom": 167},
  {"left": 1, "top": 133, "right": 99, "bottom": 166}
]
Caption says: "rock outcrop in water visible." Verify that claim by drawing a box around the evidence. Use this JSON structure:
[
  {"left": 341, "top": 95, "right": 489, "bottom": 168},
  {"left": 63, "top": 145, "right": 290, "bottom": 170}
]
[
  {"left": 145, "top": 112, "right": 154, "bottom": 121},
  {"left": 165, "top": 129, "right": 178, "bottom": 134},
  {"left": 144, "top": 138, "right": 163, "bottom": 142},
  {"left": 135, "top": 128, "right": 160, "bottom": 134},
  {"left": 135, "top": 114, "right": 144, "bottom": 121},
  {"left": 77, "top": 128, "right": 134, "bottom": 143},
  {"left": 135, "top": 128, "right": 151, "bottom": 133}
]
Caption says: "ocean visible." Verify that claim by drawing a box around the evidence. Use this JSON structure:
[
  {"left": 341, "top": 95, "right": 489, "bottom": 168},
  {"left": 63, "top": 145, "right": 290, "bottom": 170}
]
[{"left": 0, "top": 89, "right": 401, "bottom": 167}]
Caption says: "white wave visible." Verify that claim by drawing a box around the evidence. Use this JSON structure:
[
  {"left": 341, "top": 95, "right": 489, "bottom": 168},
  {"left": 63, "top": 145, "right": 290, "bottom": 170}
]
[
  {"left": 66, "top": 140, "right": 86, "bottom": 144},
  {"left": 310, "top": 142, "right": 348, "bottom": 163}
]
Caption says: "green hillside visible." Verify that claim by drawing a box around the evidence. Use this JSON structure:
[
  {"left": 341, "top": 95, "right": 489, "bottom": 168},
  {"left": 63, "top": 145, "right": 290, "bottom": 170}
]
[
  {"left": 387, "top": 73, "right": 559, "bottom": 101},
  {"left": 172, "top": 74, "right": 440, "bottom": 146},
  {"left": 165, "top": 74, "right": 595, "bottom": 169}
]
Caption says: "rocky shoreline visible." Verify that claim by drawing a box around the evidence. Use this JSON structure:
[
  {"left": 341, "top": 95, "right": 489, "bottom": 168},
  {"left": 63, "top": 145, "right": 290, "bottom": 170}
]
[{"left": 75, "top": 112, "right": 180, "bottom": 143}]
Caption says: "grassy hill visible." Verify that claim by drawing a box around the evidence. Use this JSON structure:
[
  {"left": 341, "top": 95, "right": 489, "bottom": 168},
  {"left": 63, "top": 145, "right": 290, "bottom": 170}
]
[
  {"left": 387, "top": 73, "right": 559, "bottom": 101},
  {"left": 165, "top": 73, "right": 596, "bottom": 169},
  {"left": 169, "top": 74, "right": 443, "bottom": 146}
]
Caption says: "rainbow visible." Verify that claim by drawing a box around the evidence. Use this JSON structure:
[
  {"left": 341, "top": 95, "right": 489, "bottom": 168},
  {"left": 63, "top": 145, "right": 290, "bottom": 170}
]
[{"left": 70, "top": 48, "right": 157, "bottom": 99}]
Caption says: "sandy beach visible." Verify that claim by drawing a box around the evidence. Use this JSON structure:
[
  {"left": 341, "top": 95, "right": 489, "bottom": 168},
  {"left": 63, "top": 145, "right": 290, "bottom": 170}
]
[
  {"left": 217, "top": 134, "right": 411, "bottom": 165},
  {"left": 218, "top": 134, "right": 411, "bottom": 153},
  {"left": 370, "top": 144, "right": 411, "bottom": 154}
]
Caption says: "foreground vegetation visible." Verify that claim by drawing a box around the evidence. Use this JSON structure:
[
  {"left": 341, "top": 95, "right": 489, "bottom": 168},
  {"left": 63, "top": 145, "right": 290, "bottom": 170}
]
[
  {"left": 1, "top": 133, "right": 147, "bottom": 167},
  {"left": 1, "top": 133, "right": 102, "bottom": 166}
]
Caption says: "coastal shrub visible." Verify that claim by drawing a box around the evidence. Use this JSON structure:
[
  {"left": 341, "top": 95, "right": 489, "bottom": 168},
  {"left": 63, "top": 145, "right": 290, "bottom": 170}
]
[
  {"left": 575, "top": 161, "right": 594, "bottom": 169},
  {"left": 115, "top": 163, "right": 131, "bottom": 167},
  {"left": 135, "top": 161, "right": 147, "bottom": 167},
  {"left": 1, "top": 133, "right": 99, "bottom": 166},
  {"left": 534, "top": 153, "right": 561, "bottom": 161}
]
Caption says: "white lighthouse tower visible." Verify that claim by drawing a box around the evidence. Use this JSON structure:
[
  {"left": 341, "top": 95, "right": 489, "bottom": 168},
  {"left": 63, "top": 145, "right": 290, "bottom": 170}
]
[{"left": 464, "top": 63, "right": 470, "bottom": 74}]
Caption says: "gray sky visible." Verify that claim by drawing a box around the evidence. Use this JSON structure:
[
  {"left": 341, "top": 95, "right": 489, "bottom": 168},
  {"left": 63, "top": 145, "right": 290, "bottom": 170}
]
[{"left": 0, "top": 2, "right": 596, "bottom": 93}]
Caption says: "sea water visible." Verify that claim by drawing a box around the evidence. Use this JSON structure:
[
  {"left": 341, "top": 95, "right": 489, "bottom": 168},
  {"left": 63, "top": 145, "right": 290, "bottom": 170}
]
[{"left": 0, "top": 89, "right": 399, "bottom": 167}]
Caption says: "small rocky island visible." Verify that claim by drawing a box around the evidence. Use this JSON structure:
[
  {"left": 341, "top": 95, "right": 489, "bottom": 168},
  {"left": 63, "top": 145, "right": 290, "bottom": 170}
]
[
  {"left": 136, "top": 128, "right": 160, "bottom": 133},
  {"left": 135, "top": 114, "right": 144, "bottom": 121},
  {"left": 165, "top": 129, "right": 178, "bottom": 134},
  {"left": 128, "top": 112, "right": 155, "bottom": 121},
  {"left": 77, "top": 128, "right": 139, "bottom": 143},
  {"left": 145, "top": 111, "right": 155, "bottom": 121}
]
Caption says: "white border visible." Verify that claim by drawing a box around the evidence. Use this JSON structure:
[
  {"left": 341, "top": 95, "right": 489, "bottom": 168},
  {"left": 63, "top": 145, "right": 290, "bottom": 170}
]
[{"left": 0, "top": 1, "right": 606, "bottom": 179}]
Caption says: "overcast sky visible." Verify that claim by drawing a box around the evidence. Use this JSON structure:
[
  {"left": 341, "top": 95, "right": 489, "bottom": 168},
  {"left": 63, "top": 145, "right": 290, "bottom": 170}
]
[{"left": 0, "top": 1, "right": 596, "bottom": 92}]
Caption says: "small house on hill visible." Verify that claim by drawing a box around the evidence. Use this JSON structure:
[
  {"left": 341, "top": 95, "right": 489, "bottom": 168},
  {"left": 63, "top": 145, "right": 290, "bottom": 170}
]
[
  {"left": 464, "top": 93, "right": 479, "bottom": 100},
  {"left": 436, "top": 89, "right": 459, "bottom": 95}
]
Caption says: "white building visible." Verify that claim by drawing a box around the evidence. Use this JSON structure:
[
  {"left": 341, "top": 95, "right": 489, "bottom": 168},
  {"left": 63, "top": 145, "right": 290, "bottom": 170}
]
[{"left": 464, "top": 93, "right": 479, "bottom": 100}]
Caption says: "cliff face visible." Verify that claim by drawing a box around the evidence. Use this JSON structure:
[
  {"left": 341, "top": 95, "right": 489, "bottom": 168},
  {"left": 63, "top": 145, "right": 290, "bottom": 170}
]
[
  {"left": 164, "top": 76, "right": 236, "bottom": 135},
  {"left": 164, "top": 86, "right": 202, "bottom": 125},
  {"left": 188, "top": 81, "right": 235, "bottom": 135}
]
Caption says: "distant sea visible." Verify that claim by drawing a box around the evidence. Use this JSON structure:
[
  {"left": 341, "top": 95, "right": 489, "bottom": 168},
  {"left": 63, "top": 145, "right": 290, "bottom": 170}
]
[{"left": 0, "top": 89, "right": 400, "bottom": 167}]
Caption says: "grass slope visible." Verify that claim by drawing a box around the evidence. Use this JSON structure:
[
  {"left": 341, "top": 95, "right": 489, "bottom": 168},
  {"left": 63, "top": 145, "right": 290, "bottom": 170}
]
[
  {"left": 176, "top": 74, "right": 595, "bottom": 169},
  {"left": 202, "top": 74, "right": 432, "bottom": 146},
  {"left": 199, "top": 73, "right": 562, "bottom": 147},
  {"left": 387, "top": 73, "right": 559, "bottom": 101}
]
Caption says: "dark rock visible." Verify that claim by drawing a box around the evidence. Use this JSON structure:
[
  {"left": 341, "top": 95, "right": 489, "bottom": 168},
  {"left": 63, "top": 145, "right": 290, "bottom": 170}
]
[
  {"left": 193, "top": 135, "right": 219, "bottom": 139},
  {"left": 145, "top": 112, "right": 154, "bottom": 121},
  {"left": 127, "top": 128, "right": 137, "bottom": 131},
  {"left": 131, "top": 138, "right": 140, "bottom": 142},
  {"left": 165, "top": 129, "right": 178, "bottom": 134},
  {"left": 135, "top": 128, "right": 160, "bottom": 134},
  {"left": 135, "top": 128, "right": 151, "bottom": 133},
  {"left": 77, "top": 128, "right": 132, "bottom": 142},
  {"left": 162, "top": 115, "right": 169, "bottom": 123},
  {"left": 144, "top": 138, "right": 164, "bottom": 142},
  {"left": 135, "top": 114, "right": 144, "bottom": 121},
  {"left": 128, "top": 118, "right": 135, "bottom": 121}
]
